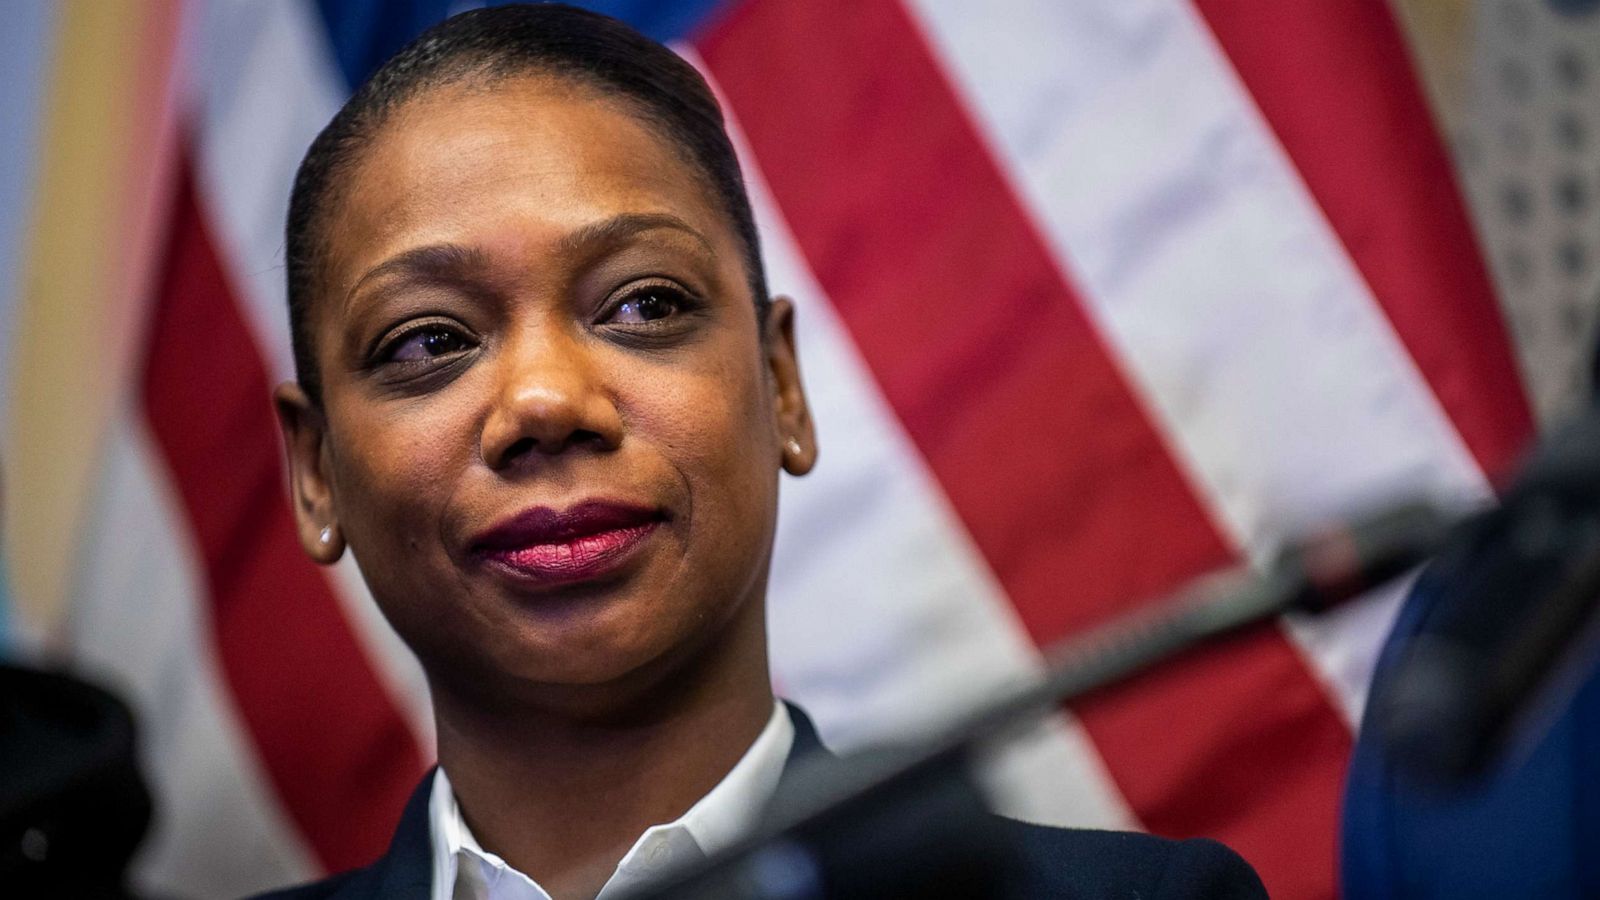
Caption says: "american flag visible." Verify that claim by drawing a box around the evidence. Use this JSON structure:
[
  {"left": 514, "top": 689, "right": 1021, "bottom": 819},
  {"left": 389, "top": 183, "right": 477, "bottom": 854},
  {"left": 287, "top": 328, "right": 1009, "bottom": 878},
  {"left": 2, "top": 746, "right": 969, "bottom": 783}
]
[{"left": 8, "top": 1, "right": 1596, "bottom": 898}]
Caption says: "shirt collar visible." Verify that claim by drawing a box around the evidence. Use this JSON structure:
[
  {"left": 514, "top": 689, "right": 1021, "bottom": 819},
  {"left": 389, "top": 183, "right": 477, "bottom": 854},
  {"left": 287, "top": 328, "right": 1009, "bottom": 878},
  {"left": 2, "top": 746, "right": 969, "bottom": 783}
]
[{"left": 429, "top": 701, "right": 796, "bottom": 900}]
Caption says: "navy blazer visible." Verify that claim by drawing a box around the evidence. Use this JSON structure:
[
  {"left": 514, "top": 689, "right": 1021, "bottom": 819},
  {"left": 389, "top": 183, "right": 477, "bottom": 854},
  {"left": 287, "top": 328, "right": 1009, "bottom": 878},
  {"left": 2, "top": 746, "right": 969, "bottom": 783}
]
[{"left": 252, "top": 709, "right": 1264, "bottom": 899}]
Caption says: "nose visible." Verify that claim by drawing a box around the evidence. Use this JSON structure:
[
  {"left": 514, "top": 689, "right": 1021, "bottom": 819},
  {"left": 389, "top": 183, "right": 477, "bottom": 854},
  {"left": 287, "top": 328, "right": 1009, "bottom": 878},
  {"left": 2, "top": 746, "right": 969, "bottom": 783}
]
[{"left": 479, "top": 326, "right": 623, "bottom": 470}]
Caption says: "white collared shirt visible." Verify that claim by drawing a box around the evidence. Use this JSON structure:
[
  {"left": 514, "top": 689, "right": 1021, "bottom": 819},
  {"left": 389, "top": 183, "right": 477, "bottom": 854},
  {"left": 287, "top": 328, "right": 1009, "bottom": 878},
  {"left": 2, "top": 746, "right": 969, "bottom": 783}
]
[{"left": 429, "top": 702, "right": 796, "bottom": 900}]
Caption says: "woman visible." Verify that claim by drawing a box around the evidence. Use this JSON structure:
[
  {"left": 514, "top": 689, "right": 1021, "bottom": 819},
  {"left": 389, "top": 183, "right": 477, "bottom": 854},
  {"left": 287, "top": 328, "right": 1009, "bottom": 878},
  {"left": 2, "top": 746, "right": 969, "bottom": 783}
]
[{"left": 260, "top": 5, "right": 1263, "bottom": 899}]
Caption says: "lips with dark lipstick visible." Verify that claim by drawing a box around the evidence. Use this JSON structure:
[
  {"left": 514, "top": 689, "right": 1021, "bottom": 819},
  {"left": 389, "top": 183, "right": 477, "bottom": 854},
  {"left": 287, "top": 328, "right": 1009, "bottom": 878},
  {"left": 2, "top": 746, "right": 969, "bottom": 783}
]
[{"left": 470, "top": 501, "right": 665, "bottom": 586}]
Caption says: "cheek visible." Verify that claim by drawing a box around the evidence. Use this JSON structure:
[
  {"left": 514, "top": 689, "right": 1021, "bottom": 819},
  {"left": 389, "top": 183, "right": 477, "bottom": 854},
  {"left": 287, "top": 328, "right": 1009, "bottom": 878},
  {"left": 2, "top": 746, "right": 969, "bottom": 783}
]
[
  {"left": 328, "top": 401, "right": 475, "bottom": 568},
  {"left": 631, "top": 346, "right": 777, "bottom": 532}
]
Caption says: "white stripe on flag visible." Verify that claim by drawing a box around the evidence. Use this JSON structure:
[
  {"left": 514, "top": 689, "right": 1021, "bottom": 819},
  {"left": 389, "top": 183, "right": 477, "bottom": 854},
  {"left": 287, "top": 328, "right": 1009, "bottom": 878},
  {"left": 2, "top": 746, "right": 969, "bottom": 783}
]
[
  {"left": 904, "top": 0, "right": 1492, "bottom": 720},
  {"left": 686, "top": 47, "right": 1137, "bottom": 829},
  {"left": 70, "top": 415, "right": 317, "bottom": 897}
]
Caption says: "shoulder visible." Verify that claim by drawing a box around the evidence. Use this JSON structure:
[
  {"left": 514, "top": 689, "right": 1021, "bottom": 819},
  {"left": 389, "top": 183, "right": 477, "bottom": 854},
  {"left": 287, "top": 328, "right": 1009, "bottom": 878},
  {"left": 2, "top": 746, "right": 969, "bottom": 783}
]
[{"left": 997, "top": 818, "right": 1267, "bottom": 900}]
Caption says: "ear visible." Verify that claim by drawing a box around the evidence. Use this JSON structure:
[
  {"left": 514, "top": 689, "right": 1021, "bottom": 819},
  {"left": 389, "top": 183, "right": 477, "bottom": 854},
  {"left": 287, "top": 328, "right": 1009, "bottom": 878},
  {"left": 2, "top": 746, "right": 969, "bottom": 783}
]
[
  {"left": 763, "top": 296, "right": 817, "bottom": 476},
  {"left": 274, "top": 382, "right": 345, "bottom": 564}
]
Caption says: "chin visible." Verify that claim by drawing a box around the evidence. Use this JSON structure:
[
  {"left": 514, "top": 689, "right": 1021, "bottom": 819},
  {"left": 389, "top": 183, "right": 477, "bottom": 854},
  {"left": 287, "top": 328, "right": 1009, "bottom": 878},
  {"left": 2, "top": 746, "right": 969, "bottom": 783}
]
[
  {"left": 402, "top": 561, "right": 767, "bottom": 720},
  {"left": 415, "top": 613, "right": 702, "bottom": 720},
  {"left": 489, "top": 649, "right": 701, "bottom": 724}
]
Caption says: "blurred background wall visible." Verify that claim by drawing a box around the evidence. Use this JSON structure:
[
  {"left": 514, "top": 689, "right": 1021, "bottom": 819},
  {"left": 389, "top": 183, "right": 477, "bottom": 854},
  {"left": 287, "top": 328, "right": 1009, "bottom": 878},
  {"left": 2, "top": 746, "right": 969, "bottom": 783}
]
[
  {"left": 0, "top": 1, "right": 1594, "bottom": 898},
  {"left": 1396, "top": 0, "right": 1600, "bottom": 418}
]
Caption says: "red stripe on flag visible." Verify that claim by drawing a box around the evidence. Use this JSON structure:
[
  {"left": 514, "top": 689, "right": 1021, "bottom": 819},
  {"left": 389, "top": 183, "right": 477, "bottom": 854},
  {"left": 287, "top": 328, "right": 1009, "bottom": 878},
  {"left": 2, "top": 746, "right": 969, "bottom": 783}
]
[
  {"left": 141, "top": 161, "right": 425, "bottom": 873},
  {"left": 698, "top": 2, "right": 1346, "bottom": 895},
  {"left": 1192, "top": 0, "right": 1535, "bottom": 481}
]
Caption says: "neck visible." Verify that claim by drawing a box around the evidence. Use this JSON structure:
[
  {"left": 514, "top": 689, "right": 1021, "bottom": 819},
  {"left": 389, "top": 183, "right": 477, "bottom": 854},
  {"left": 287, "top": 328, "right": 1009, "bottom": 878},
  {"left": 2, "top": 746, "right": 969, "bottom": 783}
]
[{"left": 431, "top": 606, "right": 774, "bottom": 900}]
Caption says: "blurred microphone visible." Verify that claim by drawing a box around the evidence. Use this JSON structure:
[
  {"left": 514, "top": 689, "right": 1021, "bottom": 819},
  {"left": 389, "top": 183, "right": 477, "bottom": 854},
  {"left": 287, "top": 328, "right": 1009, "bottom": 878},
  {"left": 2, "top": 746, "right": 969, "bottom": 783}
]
[{"left": 1372, "top": 407, "right": 1600, "bottom": 785}]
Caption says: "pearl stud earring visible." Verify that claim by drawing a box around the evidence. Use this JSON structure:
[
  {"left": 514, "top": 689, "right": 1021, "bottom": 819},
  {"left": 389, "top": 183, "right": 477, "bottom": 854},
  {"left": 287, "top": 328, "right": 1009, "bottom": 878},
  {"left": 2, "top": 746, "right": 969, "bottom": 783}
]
[{"left": 319, "top": 526, "right": 334, "bottom": 545}]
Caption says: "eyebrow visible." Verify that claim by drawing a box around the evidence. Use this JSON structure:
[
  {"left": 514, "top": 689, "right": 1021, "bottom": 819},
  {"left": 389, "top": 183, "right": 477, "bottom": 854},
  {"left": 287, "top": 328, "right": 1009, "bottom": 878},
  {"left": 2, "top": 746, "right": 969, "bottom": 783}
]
[
  {"left": 345, "top": 212, "right": 716, "bottom": 305},
  {"left": 345, "top": 243, "right": 490, "bottom": 307},
  {"left": 558, "top": 212, "right": 716, "bottom": 258}
]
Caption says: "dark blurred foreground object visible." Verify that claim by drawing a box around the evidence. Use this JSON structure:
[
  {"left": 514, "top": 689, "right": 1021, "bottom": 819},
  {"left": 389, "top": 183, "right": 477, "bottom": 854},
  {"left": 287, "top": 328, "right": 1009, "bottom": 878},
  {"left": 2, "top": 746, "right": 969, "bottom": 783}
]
[
  {"left": 1345, "top": 567, "right": 1600, "bottom": 897},
  {"left": 1371, "top": 409, "right": 1600, "bottom": 784},
  {"left": 1347, "top": 403, "right": 1600, "bottom": 896},
  {"left": 0, "top": 663, "right": 154, "bottom": 899}
]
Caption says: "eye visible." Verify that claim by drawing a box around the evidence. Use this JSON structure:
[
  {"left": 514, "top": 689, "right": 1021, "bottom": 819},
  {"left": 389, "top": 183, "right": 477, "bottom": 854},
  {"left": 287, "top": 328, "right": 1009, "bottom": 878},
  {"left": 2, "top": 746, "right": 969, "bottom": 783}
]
[
  {"left": 604, "top": 283, "right": 690, "bottom": 326},
  {"left": 377, "top": 321, "right": 473, "bottom": 364}
]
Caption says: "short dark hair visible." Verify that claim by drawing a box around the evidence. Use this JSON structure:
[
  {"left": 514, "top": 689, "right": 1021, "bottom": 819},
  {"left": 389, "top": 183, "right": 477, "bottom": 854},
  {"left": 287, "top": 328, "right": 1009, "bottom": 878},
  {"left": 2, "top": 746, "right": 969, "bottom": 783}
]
[{"left": 285, "top": 3, "right": 768, "bottom": 404}]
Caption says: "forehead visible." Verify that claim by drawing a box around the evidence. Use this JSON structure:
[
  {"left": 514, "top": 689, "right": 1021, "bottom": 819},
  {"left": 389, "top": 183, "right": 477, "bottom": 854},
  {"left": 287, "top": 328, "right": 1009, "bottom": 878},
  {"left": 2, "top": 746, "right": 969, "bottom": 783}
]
[{"left": 321, "top": 76, "right": 731, "bottom": 293}]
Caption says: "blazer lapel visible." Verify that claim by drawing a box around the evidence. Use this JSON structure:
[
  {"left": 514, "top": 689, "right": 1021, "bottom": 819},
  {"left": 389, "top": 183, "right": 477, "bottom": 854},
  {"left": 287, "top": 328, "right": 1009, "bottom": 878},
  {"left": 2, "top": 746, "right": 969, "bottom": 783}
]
[{"left": 336, "top": 768, "right": 435, "bottom": 900}]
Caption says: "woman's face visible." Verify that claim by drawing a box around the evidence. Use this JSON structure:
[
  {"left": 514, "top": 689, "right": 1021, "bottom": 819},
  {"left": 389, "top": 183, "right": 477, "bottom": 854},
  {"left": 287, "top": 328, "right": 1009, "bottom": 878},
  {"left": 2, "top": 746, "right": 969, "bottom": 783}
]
[{"left": 277, "top": 77, "right": 813, "bottom": 710}]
